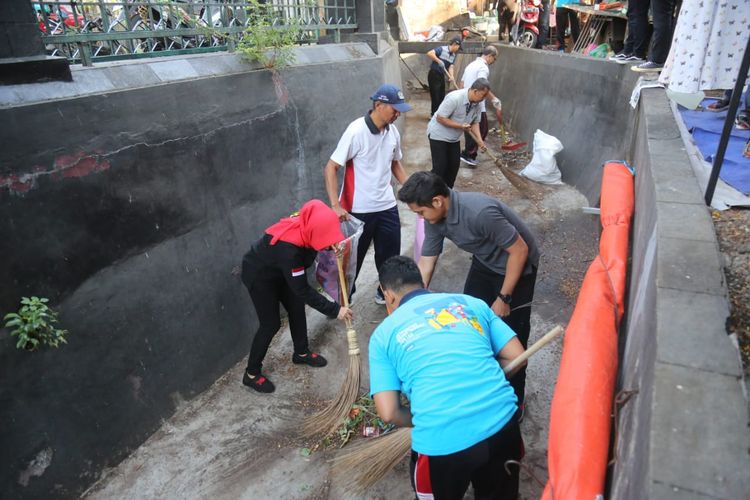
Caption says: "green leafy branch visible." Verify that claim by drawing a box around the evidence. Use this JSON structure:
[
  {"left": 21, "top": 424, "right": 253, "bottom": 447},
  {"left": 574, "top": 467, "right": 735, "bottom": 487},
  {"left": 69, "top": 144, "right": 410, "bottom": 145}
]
[
  {"left": 236, "top": 0, "right": 309, "bottom": 69},
  {"left": 4, "top": 296, "right": 69, "bottom": 351}
]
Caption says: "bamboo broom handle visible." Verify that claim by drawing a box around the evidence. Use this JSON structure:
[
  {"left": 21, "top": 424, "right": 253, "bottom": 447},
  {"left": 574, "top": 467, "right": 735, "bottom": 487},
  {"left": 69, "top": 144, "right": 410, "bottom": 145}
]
[
  {"left": 336, "top": 252, "right": 360, "bottom": 355},
  {"left": 503, "top": 325, "right": 564, "bottom": 375},
  {"left": 468, "top": 128, "right": 500, "bottom": 162},
  {"left": 442, "top": 66, "right": 460, "bottom": 91}
]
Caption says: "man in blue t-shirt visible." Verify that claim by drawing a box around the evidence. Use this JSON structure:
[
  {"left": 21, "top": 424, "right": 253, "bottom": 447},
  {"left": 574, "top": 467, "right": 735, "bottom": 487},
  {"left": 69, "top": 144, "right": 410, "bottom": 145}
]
[
  {"left": 369, "top": 256, "right": 525, "bottom": 499},
  {"left": 426, "top": 37, "right": 462, "bottom": 116}
]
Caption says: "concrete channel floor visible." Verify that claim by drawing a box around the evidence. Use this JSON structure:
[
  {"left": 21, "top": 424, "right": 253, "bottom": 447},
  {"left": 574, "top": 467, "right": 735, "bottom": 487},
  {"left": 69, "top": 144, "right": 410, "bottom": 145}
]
[{"left": 83, "top": 91, "right": 599, "bottom": 499}]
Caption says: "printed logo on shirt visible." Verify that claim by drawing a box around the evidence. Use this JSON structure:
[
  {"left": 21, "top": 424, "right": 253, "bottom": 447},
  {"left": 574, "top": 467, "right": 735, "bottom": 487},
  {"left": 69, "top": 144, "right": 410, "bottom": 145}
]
[
  {"left": 291, "top": 267, "right": 305, "bottom": 277},
  {"left": 424, "top": 302, "right": 485, "bottom": 335}
]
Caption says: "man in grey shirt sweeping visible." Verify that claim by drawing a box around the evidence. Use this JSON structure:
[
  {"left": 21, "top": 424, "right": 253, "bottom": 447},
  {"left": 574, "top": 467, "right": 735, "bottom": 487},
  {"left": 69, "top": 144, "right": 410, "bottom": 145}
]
[
  {"left": 427, "top": 78, "right": 490, "bottom": 188},
  {"left": 398, "top": 171, "right": 540, "bottom": 409}
]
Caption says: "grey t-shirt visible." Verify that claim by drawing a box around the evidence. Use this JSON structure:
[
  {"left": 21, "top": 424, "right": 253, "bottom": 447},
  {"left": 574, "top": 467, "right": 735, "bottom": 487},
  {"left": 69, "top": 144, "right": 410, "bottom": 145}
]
[
  {"left": 422, "top": 190, "right": 540, "bottom": 276},
  {"left": 426, "top": 89, "right": 481, "bottom": 143}
]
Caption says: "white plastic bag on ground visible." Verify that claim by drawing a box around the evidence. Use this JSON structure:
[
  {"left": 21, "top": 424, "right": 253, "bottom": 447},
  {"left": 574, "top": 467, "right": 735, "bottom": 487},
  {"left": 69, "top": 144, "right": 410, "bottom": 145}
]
[
  {"left": 426, "top": 25, "right": 444, "bottom": 41},
  {"left": 519, "top": 130, "right": 564, "bottom": 185}
]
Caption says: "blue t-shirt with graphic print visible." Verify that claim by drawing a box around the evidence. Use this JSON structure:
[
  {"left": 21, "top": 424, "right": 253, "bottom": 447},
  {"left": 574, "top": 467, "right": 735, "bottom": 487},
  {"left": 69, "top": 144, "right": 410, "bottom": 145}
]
[{"left": 369, "top": 290, "right": 518, "bottom": 456}]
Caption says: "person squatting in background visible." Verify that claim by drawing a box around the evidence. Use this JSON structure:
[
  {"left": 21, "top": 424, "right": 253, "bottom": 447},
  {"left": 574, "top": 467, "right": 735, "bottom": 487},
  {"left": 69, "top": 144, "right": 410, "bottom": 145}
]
[
  {"left": 398, "top": 171, "right": 540, "bottom": 410},
  {"left": 324, "top": 84, "right": 412, "bottom": 305},
  {"left": 427, "top": 78, "right": 491, "bottom": 188},
  {"left": 369, "top": 256, "right": 525, "bottom": 500},
  {"left": 240, "top": 200, "right": 354, "bottom": 393},
  {"left": 460, "top": 45, "right": 502, "bottom": 167},
  {"left": 426, "top": 37, "right": 462, "bottom": 116}
]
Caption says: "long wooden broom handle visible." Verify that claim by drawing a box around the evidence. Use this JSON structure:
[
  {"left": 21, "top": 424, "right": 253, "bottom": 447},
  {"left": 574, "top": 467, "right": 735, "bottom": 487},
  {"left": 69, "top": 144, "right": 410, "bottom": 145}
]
[
  {"left": 442, "top": 66, "right": 460, "bottom": 91},
  {"left": 503, "top": 325, "right": 564, "bottom": 375},
  {"left": 336, "top": 252, "right": 359, "bottom": 356},
  {"left": 467, "top": 128, "right": 500, "bottom": 162}
]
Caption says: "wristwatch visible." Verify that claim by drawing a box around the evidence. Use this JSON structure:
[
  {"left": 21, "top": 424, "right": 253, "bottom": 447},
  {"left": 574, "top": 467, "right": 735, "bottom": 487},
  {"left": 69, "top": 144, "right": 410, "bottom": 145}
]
[{"left": 498, "top": 293, "right": 512, "bottom": 304}]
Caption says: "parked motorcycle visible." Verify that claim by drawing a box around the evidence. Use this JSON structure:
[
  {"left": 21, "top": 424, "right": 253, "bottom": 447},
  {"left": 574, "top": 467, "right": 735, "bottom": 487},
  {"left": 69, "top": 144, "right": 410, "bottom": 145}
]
[{"left": 510, "top": 0, "right": 540, "bottom": 48}]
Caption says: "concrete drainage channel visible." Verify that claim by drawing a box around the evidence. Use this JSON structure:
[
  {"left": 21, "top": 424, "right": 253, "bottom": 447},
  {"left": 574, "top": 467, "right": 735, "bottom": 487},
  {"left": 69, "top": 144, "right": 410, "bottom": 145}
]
[{"left": 1, "top": 43, "right": 748, "bottom": 498}]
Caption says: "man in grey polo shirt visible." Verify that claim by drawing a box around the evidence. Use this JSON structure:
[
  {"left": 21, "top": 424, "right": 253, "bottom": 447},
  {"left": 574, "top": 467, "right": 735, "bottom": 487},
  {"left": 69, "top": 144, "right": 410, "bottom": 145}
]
[
  {"left": 398, "top": 171, "right": 539, "bottom": 407},
  {"left": 427, "top": 78, "right": 490, "bottom": 188}
]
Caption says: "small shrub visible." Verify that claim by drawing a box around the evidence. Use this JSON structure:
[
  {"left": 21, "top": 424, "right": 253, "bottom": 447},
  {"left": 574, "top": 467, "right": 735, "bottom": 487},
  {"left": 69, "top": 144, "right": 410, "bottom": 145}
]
[
  {"left": 236, "top": 0, "right": 306, "bottom": 68},
  {"left": 4, "top": 297, "right": 69, "bottom": 350}
]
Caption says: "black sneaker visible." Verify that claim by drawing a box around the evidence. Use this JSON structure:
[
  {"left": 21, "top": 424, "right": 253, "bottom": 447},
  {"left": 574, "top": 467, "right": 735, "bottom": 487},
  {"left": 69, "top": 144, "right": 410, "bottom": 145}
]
[
  {"left": 460, "top": 155, "right": 478, "bottom": 167},
  {"left": 632, "top": 61, "right": 664, "bottom": 73},
  {"left": 243, "top": 371, "right": 275, "bottom": 393},
  {"left": 609, "top": 52, "right": 629, "bottom": 62},
  {"left": 620, "top": 55, "right": 644, "bottom": 65},
  {"left": 735, "top": 112, "right": 750, "bottom": 130},
  {"left": 292, "top": 351, "right": 328, "bottom": 367}
]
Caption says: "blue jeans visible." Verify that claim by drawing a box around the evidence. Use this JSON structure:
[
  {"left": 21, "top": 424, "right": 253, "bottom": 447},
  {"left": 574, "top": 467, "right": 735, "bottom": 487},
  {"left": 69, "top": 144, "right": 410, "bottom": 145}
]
[
  {"left": 535, "top": 0, "right": 550, "bottom": 48},
  {"left": 349, "top": 205, "right": 401, "bottom": 296}
]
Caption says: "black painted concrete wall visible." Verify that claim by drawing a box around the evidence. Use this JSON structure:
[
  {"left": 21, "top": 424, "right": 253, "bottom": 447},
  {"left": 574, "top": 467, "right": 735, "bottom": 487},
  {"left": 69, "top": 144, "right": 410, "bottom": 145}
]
[{"left": 0, "top": 46, "right": 393, "bottom": 498}]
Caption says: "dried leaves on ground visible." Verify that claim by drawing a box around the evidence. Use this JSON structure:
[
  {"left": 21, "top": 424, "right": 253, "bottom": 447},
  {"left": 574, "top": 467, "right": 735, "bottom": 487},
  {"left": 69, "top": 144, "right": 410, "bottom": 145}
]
[{"left": 712, "top": 208, "right": 750, "bottom": 377}]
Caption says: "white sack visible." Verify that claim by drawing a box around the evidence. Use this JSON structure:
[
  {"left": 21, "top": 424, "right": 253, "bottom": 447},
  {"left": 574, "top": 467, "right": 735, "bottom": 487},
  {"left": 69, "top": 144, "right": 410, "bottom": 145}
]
[{"left": 519, "top": 129, "right": 564, "bottom": 185}]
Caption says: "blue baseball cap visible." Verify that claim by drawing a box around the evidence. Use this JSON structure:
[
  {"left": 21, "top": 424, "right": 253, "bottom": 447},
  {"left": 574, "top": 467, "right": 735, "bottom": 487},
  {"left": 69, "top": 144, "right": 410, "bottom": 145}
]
[{"left": 370, "top": 84, "right": 412, "bottom": 112}]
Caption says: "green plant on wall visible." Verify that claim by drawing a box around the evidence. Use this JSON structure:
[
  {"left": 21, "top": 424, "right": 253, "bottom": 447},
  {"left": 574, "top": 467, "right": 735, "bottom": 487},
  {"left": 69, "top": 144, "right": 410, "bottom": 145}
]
[
  {"left": 236, "top": 0, "right": 308, "bottom": 69},
  {"left": 4, "top": 297, "right": 69, "bottom": 350}
]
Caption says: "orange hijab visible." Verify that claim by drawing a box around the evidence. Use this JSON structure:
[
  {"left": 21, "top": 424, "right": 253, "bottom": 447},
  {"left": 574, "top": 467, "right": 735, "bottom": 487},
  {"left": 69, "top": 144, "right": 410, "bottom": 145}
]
[{"left": 265, "top": 199, "right": 344, "bottom": 251}]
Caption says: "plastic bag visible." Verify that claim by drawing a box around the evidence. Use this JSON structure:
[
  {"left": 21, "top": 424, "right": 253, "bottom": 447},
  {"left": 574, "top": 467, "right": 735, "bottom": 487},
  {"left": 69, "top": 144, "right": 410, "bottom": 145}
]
[
  {"left": 426, "top": 25, "right": 444, "bottom": 41},
  {"left": 588, "top": 43, "right": 610, "bottom": 58},
  {"left": 413, "top": 215, "right": 425, "bottom": 261},
  {"left": 315, "top": 216, "right": 364, "bottom": 303},
  {"left": 519, "top": 130, "right": 564, "bottom": 185}
]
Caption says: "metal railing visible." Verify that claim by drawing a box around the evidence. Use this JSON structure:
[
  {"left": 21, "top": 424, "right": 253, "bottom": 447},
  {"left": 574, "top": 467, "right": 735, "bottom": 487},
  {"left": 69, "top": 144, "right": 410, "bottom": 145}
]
[{"left": 31, "top": 1, "right": 357, "bottom": 66}]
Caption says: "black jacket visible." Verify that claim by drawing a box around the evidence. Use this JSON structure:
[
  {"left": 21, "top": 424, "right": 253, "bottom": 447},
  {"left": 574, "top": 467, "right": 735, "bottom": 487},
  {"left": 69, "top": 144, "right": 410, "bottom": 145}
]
[{"left": 242, "top": 234, "right": 340, "bottom": 318}]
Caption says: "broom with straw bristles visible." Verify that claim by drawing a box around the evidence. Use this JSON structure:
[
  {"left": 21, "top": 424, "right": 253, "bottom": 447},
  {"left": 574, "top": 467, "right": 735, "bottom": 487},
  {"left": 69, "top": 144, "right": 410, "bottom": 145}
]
[
  {"left": 467, "top": 129, "right": 543, "bottom": 201},
  {"left": 330, "top": 325, "right": 565, "bottom": 494},
  {"left": 301, "top": 251, "right": 361, "bottom": 438}
]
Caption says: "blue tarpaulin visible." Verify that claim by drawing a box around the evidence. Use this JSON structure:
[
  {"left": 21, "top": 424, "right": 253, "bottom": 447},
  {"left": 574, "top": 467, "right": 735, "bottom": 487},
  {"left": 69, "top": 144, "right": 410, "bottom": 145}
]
[{"left": 678, "top": 96, "right": 750, "bottom": 195}]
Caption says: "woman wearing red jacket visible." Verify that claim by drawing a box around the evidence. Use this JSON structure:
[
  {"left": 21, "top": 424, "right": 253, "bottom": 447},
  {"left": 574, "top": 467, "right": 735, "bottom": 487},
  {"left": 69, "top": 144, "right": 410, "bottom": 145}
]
[{"left": 241, "top": 200, "right": 353, "bottom": 393}]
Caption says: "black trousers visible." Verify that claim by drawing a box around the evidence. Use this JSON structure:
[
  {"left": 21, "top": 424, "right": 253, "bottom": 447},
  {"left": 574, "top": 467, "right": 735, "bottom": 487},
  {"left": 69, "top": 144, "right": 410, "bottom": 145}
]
[
  {"left": 410, "top": 414, "right": 522, "bottom": 500},
  {"left": 649, "top": 0, "right": 677, "bottom": 64},
  {"left": 242, "top": 266, "right": 309, "bottom": 375},
  {"left": 555, "top": 7, "right": 580, "bottom": 47},
  {"left": 350, "top": 206, "right": 401, "bottom": 296},
  {"left": 428, "top": 68, "right": 446, "bottom": 116},
  {"left": 623, "top": 0, "right": 651, "bottom": 58},
  {"left": 463, "top": 256, "right": 537, "bottom": 404},
  {"left": 462, "top": 112, "right": 489, "bottom": 160},
  {"left": 429, "top": 137, "right": 462, "bottom": 188}
]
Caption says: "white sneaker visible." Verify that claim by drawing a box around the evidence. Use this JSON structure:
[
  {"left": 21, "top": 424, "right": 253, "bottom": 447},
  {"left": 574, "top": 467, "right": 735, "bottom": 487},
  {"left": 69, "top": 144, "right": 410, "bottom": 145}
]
[{"left": 374, "top": 294, "right": 386, "bottom": 305}]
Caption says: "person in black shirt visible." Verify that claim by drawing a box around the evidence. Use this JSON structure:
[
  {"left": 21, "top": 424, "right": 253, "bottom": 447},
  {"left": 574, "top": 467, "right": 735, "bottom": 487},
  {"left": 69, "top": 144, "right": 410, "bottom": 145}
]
[{"left": 241, "top": 200, "right": 353, "bottom": 393}]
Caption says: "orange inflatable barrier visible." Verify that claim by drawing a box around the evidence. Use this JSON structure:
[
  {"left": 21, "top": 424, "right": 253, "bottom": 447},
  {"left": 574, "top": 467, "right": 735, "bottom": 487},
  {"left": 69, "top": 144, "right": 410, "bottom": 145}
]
[{"left": 543, "top": 162, "right": 634, "bottom": 500}]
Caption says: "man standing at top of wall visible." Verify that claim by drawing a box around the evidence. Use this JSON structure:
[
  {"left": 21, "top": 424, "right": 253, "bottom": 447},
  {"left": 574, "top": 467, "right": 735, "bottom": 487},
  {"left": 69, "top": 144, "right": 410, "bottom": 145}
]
[
  {"left": 460, "top": 45, "right": 502, "bottom": 167},
  {"left": 324, "top": 84, "right": 411, "bottom": 305},
  {"left": 427, "top": 78, "right": 490, "bottom": 188},
  {"left": 398, "top": 171, "right": 540, "bottom": 410},
  {"left": 426, "top": 37, "right": 462, "bottom": 116}
]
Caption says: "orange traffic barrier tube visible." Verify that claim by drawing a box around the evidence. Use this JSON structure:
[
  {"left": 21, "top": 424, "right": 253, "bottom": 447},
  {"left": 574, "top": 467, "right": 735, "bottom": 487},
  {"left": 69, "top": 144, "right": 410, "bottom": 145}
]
[{"left": 543, "top": 161, "right": 634, "bottom": 499}]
